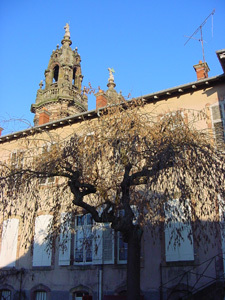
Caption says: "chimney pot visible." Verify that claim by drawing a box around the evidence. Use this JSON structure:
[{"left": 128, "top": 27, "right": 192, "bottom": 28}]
[{"left": 95, "top": 91, "right": 108, "bottom": 110}]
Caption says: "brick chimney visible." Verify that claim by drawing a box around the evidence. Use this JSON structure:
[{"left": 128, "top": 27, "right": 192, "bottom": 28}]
[
  {"left": 38, "top": 107, "right": 50, "bottom": 125},
  {"left": 95, "top": 89, "right": 107, "bottom": 110},
  {"left": 0, "top": 127, "right": 3, "bottom": 136},
  {"left": 193, "top": 60, "right": 210, "bottom": 80}
]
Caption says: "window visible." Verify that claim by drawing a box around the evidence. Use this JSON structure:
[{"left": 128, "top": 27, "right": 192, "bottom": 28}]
[
  {"left": 75, "top": 214, "right": 93, "bottom": 263},
  {"left": 211, "top": 101, "right": 225, "bottom": 147},
  {"left": 11, "top": 151, "right": 24, "bottom": 169},
  {"left": 73, "top": 291, "right": 91, "bottom": 300},
  {"left": 0, "top": 289, "right": 11, "bottom": 300},
  {"left": 58, "top": 213, "right": 115, "bottom": 265},
  {"left": 116, "top": 206, "right": 139, "bottom": 264},
  {"left": 39, "top": 144, "right": 55, "bottom": 185},
  {"left": 102, "top": 224, "right": 114, "bottom": 264},
  {"left": 164, "top": 199, "right": 194, "bottom": 262},
  {"left": 74, "top": 216, "right": 115, "bottom": 265},
  {"left": 35, "top": 291, "right": 47, "bottom": 300},
  {"left": 0, "top": 218, "right": 19, "bottom": 268},
  {"left": 33, "top": 215, "right": 53, "bottom": 267}
]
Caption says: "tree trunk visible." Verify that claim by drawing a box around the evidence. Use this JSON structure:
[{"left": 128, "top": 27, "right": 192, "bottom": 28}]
[{"left": 127, "top": 226, "right": 143, "bottom": 300}]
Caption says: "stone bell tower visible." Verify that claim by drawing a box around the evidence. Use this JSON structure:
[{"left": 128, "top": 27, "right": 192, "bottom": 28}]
[{"left": 31, "top": 24, "right": 88, "bottom": 126}]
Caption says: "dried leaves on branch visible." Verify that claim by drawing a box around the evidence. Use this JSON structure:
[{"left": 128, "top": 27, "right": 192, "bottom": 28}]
[{"left": 0, "top": 101, "right": 225, "bottom": 243}]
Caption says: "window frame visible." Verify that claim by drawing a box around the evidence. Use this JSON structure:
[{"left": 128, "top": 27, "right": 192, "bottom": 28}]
[
  {"left": 59, "top": 212, "right": 115, "bottom": 266},
  {"left": 210, "top": 100, "right": 225, "bottom": 146},
  {"left": 74, "top": 214, "right": 94, "bottom": 265}
]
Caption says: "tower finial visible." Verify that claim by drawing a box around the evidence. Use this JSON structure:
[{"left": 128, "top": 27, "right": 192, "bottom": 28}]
[
  {"left": 64, "top": 23, "right": 70, "bottom": 39},
  {"left": 61, "top": 23, "right": 72, "bottom": 46},
  {"left": 107, "top": 68, "right": 116, "bottom": 89},
  {"left": 108, "top": 68, "right": 115, "bottom": 81}
]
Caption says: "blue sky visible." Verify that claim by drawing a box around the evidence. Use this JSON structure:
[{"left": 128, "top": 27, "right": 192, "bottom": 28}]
[{"left": 0, "top": 0, "right": 224, "bottom": 135}]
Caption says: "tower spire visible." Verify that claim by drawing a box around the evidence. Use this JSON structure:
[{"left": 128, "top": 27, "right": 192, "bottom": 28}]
[
  {"left": 61, "top": 23, "right": 72, "bottom": 46},
  {"left": 31, "top": 24, "right": 87, "bottom": 126}
]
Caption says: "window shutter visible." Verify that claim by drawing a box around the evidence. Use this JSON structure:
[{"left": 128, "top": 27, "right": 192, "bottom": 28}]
[
  {"left": 74, "top": 225, "right": 84, "bottom": 264},
  {"left": 211, "top": 103, "right": 225, "bottom": 146},
  {"left": 59, "top": 213, "right": 71, "bottom": 266},
  {"left": 102, "top": 225, "right": 114, "bottom": 264},
  {"left": 164, "top": 199, "right": 194, "bottom": 262},
  {"left": 92, "top": 223, "right": 103, "bottom": 264},
  {"left": 0, "top": 218, "right": 19, "bottom": 268},
  {"left": 33, "top": 215, "right": 53, "bottom": 266}
]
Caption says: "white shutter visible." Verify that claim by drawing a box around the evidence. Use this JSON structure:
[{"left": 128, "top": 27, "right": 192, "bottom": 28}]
[
  {"left": 92, "top": 223, "right": 115, "bottom": 265},
  {"left": 164, "top": 199, "right": 194, "bottom": 262},
  {"left": 0, "top": 218, "right": 19, "bottom": 268},
  {"left": 33, "top": 215, "right": 53, "bottom": 266},
  {"left": 59, "top": 213, "right": 71, "bottom": 266}
]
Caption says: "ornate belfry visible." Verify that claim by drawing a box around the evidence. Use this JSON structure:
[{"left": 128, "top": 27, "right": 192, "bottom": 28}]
[{"left": 31, "top": 24, "right": 88, "bottom": 126}]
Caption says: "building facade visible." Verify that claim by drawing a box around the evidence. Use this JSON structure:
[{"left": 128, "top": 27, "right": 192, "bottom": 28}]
[{"left": 0, "top": 25, "right": 225, "bottom": 300}]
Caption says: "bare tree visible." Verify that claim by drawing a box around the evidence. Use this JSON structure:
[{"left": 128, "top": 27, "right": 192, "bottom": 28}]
[{"left": 0, "top": 101, "right": 225, "bottom": 300}]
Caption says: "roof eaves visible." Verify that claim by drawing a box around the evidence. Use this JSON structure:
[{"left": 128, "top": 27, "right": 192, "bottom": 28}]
[
  {"left": 1, "top": 74, "right": 224, "bottom": 144},
  {"left": 137, "top": 74, "right": 225, "bottom": 103},
  {"left": 216, "top": 49, "right": 225, "bottom": 73},
  {"left": 0, "top": 109, "right": 99, "bottom": 143}
]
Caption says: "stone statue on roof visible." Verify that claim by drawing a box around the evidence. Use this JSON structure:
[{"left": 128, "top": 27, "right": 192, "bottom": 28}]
[
  {"left": 108, "top": 68, "right": 115, "bottom": 81},
  {"left": 64, "top": 23, "right": 70, "bottom": 38}
]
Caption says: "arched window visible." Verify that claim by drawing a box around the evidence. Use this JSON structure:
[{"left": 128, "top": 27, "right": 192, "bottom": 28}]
[
  {"left": 72, "top": 67, "right": 77, "bottom": 85},
  {"left": 35, "top": 290, "right": 47, "bottom": 300},
  {"left": 31, "top": 285, "right": 50, "bottom": 300},
  {"left": 73, "top": 291, "right": 91, "bottom": 300},
  {"left": 53, "top": 65, "right": 59, "bottom": 83},
  {"left": 0, "top": 289, "right": 11, "bottom": 300}
]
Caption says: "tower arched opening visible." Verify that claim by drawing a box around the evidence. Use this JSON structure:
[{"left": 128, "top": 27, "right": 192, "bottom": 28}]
[
  {"left": 53, "top": 65, "right": 59, "bottom": 83},
  {"left": 73, "top": 67, "right": 77, "bottom": 86}
]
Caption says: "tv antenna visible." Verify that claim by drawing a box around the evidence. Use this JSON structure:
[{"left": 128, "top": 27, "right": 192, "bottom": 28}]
[{"left": 184, "top": 9, "right": 215, "bottom": 63}]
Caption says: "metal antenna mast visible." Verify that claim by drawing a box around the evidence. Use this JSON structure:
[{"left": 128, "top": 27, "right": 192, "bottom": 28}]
[{"left": 184, "top": 9, "right": 215, "bottom": 63}]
